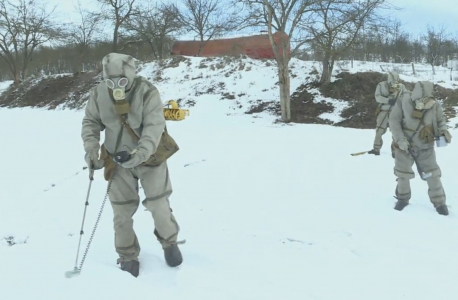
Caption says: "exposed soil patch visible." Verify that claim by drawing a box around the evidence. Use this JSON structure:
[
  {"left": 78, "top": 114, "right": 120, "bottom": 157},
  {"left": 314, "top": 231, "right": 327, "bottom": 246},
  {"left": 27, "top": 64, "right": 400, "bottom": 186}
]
[
  {"left": 245, "top": 82, "right": 334, "bottom": 124},
  {"left": 290, "top": 83, "right": 333, "bottom": 125},
  {"left": 319, "top": 72, "right": 385, "bottom": 129},
  {"left": 434, "top": 85, "right": 458, "bottom": 121},
  {"left": 246, "top": 100, "right": 280, "bottom": 115},
  {"left": 0, "top": 70, "right": 100, "bottom": 109}
]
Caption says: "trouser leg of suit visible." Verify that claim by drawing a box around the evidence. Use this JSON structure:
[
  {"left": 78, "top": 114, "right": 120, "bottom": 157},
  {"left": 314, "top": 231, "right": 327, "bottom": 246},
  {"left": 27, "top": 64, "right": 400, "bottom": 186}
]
[
  {"left": 394, "top": 147, "right": 446, "bottom": 207},
  {"left": 373, "top": 110, "right": 390, "bottom": 151},
  {"left": 416, "top": 147, "right": 446, "bottom": 207},
  {"left": 108, "top": 166, "right": 141, "bottom": 262},
  {"left": 136, "top": 162, "right": 180, "bottom": 248},
  {"left": 394, "top": 148, "right": 414, "bottom": 201}
]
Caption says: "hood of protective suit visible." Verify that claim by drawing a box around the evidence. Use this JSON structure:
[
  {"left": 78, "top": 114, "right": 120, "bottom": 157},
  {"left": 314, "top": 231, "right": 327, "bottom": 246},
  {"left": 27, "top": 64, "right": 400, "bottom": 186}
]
[
  {"left": 102, "top": 53, "right": 137, "bottom": 115},
  {"left": 411, "top": 81, "right": 435, "bottom": 110},
  {"left": 387, "top": 72, "right": 400, "bottom": 84},
  {"left": 102, "top": 53, "right": 136, "bottom": 91}
]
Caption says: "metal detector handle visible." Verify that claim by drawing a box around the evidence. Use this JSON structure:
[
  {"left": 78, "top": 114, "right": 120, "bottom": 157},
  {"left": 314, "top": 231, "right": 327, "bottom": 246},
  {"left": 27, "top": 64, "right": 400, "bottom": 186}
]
[
  {"left": 89, "top": 164, "right": 95, "bottom": 181},
  {"left": 114, "top": 151, "right": 132, "bottom": 163}
]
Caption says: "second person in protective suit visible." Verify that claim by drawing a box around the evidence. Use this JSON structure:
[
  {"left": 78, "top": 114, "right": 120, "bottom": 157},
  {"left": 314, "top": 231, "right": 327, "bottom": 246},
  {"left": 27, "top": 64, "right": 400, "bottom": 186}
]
[
  {"left": 369, "top": 72, "right": 405, "bottom": 157},
  {"left": 389, "top": 81, "right": 451, "bottom": 215}
]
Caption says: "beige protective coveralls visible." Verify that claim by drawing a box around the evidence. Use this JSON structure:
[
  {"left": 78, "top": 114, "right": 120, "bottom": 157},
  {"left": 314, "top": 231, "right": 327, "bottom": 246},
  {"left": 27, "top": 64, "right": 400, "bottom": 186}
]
[
  {"left": 371, "top": 72, "right": 405, "bottom": 153},
  {"left": 389, "top": 81, "right": 450, "bottom": 213},
  {"left": 81, "top": 53, "right": 180, "bottom": 263}
]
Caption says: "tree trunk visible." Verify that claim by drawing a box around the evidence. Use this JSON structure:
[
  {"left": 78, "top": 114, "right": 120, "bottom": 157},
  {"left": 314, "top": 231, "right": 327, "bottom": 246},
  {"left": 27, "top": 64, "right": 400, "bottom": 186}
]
[
  {"left": 14, "top": 68, "right": 20, "bottom": 85},
  {"left": 112, "top": 25, "right": 119, "bottom": 52},
  {"left": 277, "top": 59, "right": 291, "bottom": 122},
  {"left": 77, "top": 50, "right": 84, "bottom": 72},
  {"left": 158, "top": 37, "right": 164, "bottom": 60},
  {"left": 198, "top": 36, "right": 204, "bottom": 56},
  {"left": 320, "top": 52, "right": 332, "bottom": 84}
]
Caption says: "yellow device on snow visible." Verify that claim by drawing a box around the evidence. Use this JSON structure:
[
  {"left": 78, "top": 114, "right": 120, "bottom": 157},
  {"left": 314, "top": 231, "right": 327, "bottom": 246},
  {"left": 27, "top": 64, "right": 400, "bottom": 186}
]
[{"left": 163, "top": 100, "right": 190, "bottom": 121}]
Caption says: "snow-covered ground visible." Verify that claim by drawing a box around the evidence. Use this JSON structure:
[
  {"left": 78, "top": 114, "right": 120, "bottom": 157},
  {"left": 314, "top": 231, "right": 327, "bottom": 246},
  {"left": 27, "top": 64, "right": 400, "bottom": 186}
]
[{"left": 1, "top": 58, "right": 458, "bottom": 299}]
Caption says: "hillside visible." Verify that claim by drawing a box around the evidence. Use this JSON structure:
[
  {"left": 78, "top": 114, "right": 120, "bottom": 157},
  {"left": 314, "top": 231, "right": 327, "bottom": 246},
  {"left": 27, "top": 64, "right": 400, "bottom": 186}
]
[{"left": 1, "top": 55, "right": 458, "bottom": 129}]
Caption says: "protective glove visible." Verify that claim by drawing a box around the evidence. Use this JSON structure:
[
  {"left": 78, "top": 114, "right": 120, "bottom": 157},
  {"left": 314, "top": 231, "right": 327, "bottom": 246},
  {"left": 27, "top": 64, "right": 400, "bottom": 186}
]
[
  {"left": 120, "top": 149, "right": 148, "bottom": 169},
  {"left": 85, "top": 150, "right": 105, "bottom": 170},
  {"left": 443, "top": 130, "right": 452, "bottom": 143},
  {"left": 397, "top": 138, "right": 409, "bottom": 152},
  {"left": 388, "top": 98, "right": 396, "bottom": 105}
]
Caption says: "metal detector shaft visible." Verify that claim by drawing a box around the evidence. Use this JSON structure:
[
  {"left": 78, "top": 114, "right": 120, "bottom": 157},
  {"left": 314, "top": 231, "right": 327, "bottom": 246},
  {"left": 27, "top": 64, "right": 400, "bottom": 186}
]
[{"left": 67, "top": 168, "right": 94, "bottom": 277}]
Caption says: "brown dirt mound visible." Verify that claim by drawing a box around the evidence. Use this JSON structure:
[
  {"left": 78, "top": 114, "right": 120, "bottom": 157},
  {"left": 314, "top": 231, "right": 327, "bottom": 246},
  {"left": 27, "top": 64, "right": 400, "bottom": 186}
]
[
  {"left": 245, "top": 100, "right": 280, "bottom": 115},
  {"left": 434, "top": 85, "right": 458, "bottom": 121},
  {"left": 0, "top": 70, "right": 101, "bottom": 109},
  {"left": 290, "top": 83, "right": 333, "bottom": 125},
  {"left": 319, "top": 72, "right": 385, "bottom": 129}
]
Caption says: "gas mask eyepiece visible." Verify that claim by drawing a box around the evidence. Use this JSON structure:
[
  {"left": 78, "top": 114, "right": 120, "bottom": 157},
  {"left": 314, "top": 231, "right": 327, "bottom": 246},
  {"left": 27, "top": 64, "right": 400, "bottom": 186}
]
[{"left": 106, "top": 77, "right": 129, "bottom": 100}]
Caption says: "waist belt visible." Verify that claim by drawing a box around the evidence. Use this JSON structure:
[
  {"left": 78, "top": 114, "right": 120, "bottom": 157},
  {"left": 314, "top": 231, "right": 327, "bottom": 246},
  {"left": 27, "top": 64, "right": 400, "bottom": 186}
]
[{"left": 402, "top": 127, "right": 419, "bottom": 132}]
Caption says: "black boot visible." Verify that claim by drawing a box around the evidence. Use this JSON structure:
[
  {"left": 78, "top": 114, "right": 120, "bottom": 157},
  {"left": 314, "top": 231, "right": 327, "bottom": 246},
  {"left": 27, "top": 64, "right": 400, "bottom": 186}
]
[
  {"left": 394, "top": 200, "right": 409, "bottom": 211},
  {"left": 436, "top": 204, "right": 449, "bottom": 216},
  {"left": 368, "top": 149, "right": 380, "bottom": 155},
  {"left": 154, "top": 229, "right": 184, "bottom": 267},
  {"left": 164, "top": 244, "right": 183, "bottom": 267},
  {"left": 119, "top": 260, "right": 140, "bottom": 277}
]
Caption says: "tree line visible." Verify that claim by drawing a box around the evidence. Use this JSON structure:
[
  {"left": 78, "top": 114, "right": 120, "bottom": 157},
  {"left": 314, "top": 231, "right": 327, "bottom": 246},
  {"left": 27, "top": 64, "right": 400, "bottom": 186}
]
[{"left": 0, "top": 0, "right": 456, "bottom": 121}]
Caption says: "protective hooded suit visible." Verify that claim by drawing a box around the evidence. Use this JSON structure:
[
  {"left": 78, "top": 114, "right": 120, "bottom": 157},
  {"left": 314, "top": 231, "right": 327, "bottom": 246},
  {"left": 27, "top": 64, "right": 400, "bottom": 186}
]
[
  {"left": 369, "top": 72, "right": 405, "bottom": 157},
  {"left": 81, "top": 53, "right": 183, "bottom": 277},
  {"left": 389, "top": 81, "right": 451, "bottom": 215}
]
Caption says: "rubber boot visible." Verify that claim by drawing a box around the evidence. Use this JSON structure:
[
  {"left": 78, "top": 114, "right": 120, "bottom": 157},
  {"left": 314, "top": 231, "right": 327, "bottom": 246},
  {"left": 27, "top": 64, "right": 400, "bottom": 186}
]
[
  {"left": 394, "top": 199, "right": 409, "bottom": 211},
  {"left": 436, "top": 204, "right": 449, "bottom": 216},
  {"left": 368, "top": 149, "right": 380, "bottom": 155},
  {"left": 154, "top": 229, "right": 184, "bottom": 267},
  {"left": 164, "top": 244, "right": 183, "bottom": 267},
  {"left": 119, "top": 260, "right": 140, "bottom": 277}
]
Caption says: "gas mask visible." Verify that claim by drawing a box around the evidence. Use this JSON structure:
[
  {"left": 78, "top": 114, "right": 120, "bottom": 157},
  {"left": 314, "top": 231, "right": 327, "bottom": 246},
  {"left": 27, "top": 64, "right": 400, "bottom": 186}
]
[
  {"left": 389, "top": 82, "right": 401, "bottom": 93},
  {"left": 414, "top": 97, "right": 435, "bottom": 110},
  {"left": 106, "top": 76, "right": 130, "bottom": 114},
  {"left": 412, "top": 96, "right": 436, "bottom": 118}
]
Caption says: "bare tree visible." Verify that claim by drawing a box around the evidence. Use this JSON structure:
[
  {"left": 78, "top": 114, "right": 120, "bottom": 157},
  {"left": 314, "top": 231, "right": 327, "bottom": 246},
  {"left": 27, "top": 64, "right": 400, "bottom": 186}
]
[
  {"left": 394, "top": 32, "right": 411, "bottom": 63},
  {"left": 309, "top": 0, "right": 387, "bottom": 84},
  {"left": 0, "top": 0, "right": 58, "bottom": 85},
  {"left": 179, "top": 0, "right": 237, "bottom": 56},
  {"left": 411, "top": 37, "right": 425, "bottom": 63},
  {"left": 234, "top": 0, "right": 318, "bottom": 122},
  {"left": 424, "top": 25, "right": 449, "bottom": 74},
  {"left": 95, "top": 0, "right": 139, "bottom": 52},
  {"left": 126, "top": 2, "right": 182, "bottom": 60},
  {"left": 66, "top": 0, "right": 102, "bottom": 72}
]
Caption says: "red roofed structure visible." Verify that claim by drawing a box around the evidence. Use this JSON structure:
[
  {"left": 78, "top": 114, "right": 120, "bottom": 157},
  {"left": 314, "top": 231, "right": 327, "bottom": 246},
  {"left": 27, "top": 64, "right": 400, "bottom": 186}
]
[{"left": 170, "top": 31, "right": 289, "bottom": 59}]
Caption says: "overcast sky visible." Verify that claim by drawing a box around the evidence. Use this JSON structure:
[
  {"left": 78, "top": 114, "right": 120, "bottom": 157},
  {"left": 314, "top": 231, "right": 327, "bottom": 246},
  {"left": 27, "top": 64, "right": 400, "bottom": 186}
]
[
  {"left": 48, "top": 0, "right": 458, "bottom": 38},
  {"left": 391, "top": 0, "right": 458, "bottom": 37}
]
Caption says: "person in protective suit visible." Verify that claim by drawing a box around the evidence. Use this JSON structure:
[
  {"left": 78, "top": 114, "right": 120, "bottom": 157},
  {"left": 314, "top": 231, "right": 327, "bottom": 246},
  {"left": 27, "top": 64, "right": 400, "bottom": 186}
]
[
  {"left": 81, "top": 53, "right": 183, "bottom": 277},
  {"left": 368, "top": 72, "right": 405, "bottom": 157},
  {"left": 389, "top": 81, "right": 451, "bottom": 215}
]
